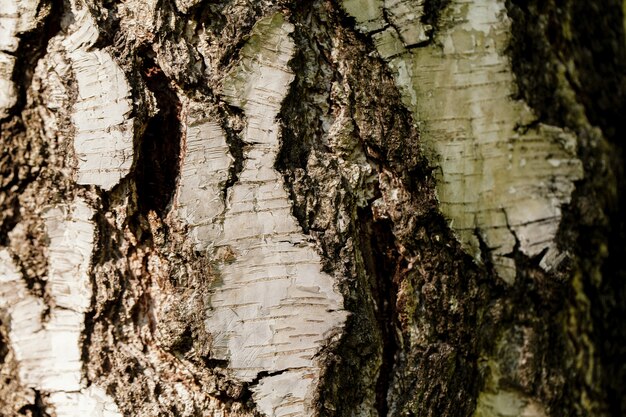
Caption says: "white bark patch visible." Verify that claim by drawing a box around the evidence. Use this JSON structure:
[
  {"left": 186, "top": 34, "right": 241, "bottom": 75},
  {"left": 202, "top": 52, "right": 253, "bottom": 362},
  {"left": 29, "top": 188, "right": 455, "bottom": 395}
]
[
  {"left": 176, "top": 102, "right": 232, "bottom": 250},
  {"left": 174, "top": 13, "right": 346, "bottom": 416},
  {"left": 383, "top": 0, "right": 430, "bottom": 46},
  {"left": 0, "top": 198, "right": 121, "bottom": 417},
  {"left": 63, "top": 5, "right": 134, "bottom": 190},
  {"left": 343, "top": 0, "right": 583, "bottom": 283},
  {"left": 48, "top": 386, "right": 123, "bottom": 417},
  {"left": 474, "top": 391, "right": 548, "bottom": 417},
  {"left": 252, "top": 369, "right": 317, "bottom": 417},
  {"left": 0, "top": 0, "right": 41, "bottom": 117},
  {"left": 0, "top": 52, "right": 17, "bottom": 117},
  {"left": 43, "top": 198, "right": 95, "bottom": 315}
]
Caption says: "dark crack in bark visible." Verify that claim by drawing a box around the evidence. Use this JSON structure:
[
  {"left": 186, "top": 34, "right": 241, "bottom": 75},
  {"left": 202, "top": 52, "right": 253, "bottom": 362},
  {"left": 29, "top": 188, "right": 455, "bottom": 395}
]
[
  {"left": 17, "top": 390, "right": 51, "bottom": 417},
  {"left": 217, "top": 103, "right": 246, "bottom": 201},
  {"left": 0, "top": 0, "right": 63, "bottom": 301},
  {"left": 135, "top": 52, "right": 183, "bottom": 216},
  {"left": 278, "top": 2, "right": 490, "bottom": 416},
  {"left": 357, "top": 209, "right": 401, "bottom": 417},
  {"left": 421, "top": 0, "right": 450, "bottom": 42}
]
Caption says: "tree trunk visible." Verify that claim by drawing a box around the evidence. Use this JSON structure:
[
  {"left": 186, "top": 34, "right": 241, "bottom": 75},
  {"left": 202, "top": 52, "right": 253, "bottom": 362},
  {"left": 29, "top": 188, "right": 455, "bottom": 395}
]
[{"left": 1, "top": 0, "right": 625, "bottom": 416}]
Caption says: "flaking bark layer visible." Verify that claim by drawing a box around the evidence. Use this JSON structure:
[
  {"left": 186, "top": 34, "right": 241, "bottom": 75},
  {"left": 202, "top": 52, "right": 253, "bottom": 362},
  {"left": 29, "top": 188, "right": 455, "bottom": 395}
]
[{"left": 1, "top": 0, "right": 624, "bottom": 416}]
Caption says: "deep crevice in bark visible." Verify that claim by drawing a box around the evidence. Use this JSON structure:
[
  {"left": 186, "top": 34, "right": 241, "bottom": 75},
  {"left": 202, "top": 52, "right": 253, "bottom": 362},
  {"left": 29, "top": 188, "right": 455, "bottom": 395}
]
[
  {"left": 201, "top": 357, "right": 229, "bottom": 368},
  {"left": 0, "top": 0, "right": 61, "bottom": 294},
  {"left": 277, "top": 4, "right": 386, "bottom": 415},
  {"left": 357, "top": 208, "right": 401, "bottom": 417},
  {"left": 135, "top": 53, "right": 183, "bottom": 216},
  {"left": 474, "top": 227, "right": 498, "bottom": 276},
  {"left": 87, "top": 0, "right": 122, "bottom": 50},
  {"left": 0, "top": 325, "right": 8, "bottom": 365},
  {"left": 280, "top": 3, "right": 482, "bottom": 416},
  {"left": 0, "top": 196, "right": 20, "bottom": 248},
  {"left": 421, "top": 0, "right": 450, "bottom": 41}
]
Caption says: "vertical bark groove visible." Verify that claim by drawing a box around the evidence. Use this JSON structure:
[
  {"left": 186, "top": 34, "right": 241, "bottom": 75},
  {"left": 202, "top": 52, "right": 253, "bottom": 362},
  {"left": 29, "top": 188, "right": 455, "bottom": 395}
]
[
  {"left": 136, "top": 53, "right": 182, "bottom": 215},
  {"left": 357, "top": 211, "right": 400, "bottom": 417},
  {"left": 217, "top": 103, "right": 246, "bottom": 201}
]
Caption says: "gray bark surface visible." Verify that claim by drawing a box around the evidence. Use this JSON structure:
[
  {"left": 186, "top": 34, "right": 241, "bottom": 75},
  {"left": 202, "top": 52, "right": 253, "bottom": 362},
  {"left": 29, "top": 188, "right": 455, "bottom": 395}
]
[{"left": 1, "top": 0, "right": 625, "bottom": 416}]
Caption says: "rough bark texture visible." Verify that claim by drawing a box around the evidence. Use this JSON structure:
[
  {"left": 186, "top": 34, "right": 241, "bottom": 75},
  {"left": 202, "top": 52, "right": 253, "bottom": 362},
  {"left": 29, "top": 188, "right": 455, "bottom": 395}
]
[{"left": 1, "top": 0, "right": 625, "bottom": 416}]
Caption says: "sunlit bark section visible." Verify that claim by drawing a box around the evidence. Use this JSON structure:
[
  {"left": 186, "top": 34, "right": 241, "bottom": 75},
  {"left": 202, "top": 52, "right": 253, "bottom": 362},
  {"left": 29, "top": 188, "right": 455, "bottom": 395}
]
[
  {"left": 0, "top": 198, "right": 121, "bottom": 416},
  {"left": 175, "top": 101, "right": 231, "bottom": 250},
  {"left": 342, "top": 0, "right": 583, "bottom": 283},
  {"left": 63, "top": 5, "right": 134, "bottom": 190},
  {"left": 0, "top": 0, "right": 42, "bottom": 117},
  {"left": 173, "top": 13, "right": 347, "bottom": 416}
]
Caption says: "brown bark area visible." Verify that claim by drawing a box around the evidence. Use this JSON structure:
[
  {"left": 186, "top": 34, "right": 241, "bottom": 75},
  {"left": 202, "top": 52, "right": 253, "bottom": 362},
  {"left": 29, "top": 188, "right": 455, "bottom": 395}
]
[
  {"left": 506, "top": 1, "right": 626, "bottom": 414},
  {"left": 0, "top": 0, "right": 625, "bottom": 416}
]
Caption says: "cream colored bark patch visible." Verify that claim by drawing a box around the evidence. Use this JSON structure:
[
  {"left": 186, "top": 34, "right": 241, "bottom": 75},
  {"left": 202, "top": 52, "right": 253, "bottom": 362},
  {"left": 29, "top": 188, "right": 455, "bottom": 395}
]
[
  {"left": 63, "top": 6, "right": 134, "bottom": 190},
  {"left": 49, "top": 386, "right": 123, "bottom": 417},
  {"left": 0, "top": 198, "right": 121, "bottom": 417},
  {"left": 342, "top": 0, "right": 583, "bottom": 283},
  {"left": 474, "top": 391, "right": 548, "bottom": 417},
  {"left": 175, "top": 102, "right": 231, "bottom": 249},
  {"left": 0, "top": 0, "right": 41, "bottom": 117},
  {"left": 174, "top": 13, "right": 346, "bottom": 417}
]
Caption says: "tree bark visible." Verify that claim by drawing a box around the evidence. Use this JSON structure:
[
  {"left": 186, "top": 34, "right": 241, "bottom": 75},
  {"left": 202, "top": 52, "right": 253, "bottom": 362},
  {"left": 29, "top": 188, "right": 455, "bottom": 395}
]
[{"left": 1, "top": 0, "right": 625, "bottom": 416}]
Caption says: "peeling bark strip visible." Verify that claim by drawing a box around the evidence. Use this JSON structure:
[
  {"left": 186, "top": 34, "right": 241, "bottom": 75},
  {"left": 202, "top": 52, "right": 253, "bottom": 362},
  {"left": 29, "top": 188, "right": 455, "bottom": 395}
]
[
  {"left": 64, "top": 4, "right": 134, "bottom": 190},
  {"left": 0, "top": 198, "right": 121, "bottom": 417},
  {"left": 174, "top": 13, "right": 347, "bottom": 416},
  {"left": 342, "top": 0, "right": 583, "bottom": 282}
]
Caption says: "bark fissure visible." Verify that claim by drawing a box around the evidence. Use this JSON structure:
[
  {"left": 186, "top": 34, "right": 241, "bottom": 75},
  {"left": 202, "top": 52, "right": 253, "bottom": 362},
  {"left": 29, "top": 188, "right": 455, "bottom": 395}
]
[
  {"left": 17, "top": 390, "right": 50, "bottom": 417},
  {"left": 11, "top": 0, "right": 59, "bottom": 103},
  {"left": 359, "top": 210, "right": 401, "bottom": 417},
  {"left": 136, "top": 54, "right": 183, "bottom": 216},
  {"left": 0, "top": 0, "right": 63, "bottom": 300},
  {"left": 217, "top": 103, "right": 246, "bottom": 201},
  {"left": 420, "top": 0, "right": 450, "bottom": 41}
]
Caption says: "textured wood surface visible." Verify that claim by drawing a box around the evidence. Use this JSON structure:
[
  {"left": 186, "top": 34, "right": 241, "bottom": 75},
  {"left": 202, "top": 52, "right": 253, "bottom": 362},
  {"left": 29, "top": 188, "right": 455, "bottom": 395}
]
[
  {"left": 0, "top": 0, "right": 41, "bottom": 117},
  {"left": 1, "top": 0, "right": 623, "bottom": 416},
  {"left": 342, "top": 0, "right": 583, "bottom": 283},
  {"left": 174, "top": 14, "right": 347, "bottom": 416},
  {"left": 175, "top": 104, "right": 231, "bottom": 249},
  {"left": 0, "top": 199, "right": 121, "bottom": 416},
  {"left": 64, "top": 6, "right": 134, "bottom": 190}
]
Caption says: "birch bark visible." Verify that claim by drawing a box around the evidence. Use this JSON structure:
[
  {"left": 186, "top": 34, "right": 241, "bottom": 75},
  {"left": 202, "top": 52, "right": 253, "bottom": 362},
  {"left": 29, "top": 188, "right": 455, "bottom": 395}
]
[{"left": 1, "top": 1, "right": 625, "bottom": 416}]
